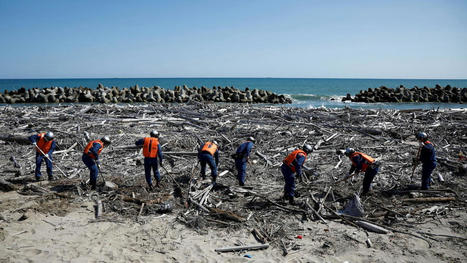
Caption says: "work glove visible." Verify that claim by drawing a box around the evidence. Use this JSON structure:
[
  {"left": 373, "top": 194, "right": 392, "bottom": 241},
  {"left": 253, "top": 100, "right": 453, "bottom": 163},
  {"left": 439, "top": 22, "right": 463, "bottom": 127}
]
[
  {"left": 32, "top": 142, "right": 37, "bottom": 146},
  {"left": 95, "top": 160, "right": 100, "bottom": 165},
  {"left": 159, "top": 160, "right": 163, "bottom": 166}
]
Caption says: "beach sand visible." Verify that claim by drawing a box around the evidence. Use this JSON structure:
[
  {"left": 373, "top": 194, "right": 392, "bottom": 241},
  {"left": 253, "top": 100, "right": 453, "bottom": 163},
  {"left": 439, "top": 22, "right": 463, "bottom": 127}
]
[{"left": 0, "top": 104, "right": 466, "bottom": 262}]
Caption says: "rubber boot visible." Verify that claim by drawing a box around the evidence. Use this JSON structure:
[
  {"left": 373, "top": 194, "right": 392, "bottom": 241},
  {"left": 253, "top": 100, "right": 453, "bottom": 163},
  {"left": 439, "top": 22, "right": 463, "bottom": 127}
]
[{"left": 289, "top": 196, "right": 295, "bottom": 205}]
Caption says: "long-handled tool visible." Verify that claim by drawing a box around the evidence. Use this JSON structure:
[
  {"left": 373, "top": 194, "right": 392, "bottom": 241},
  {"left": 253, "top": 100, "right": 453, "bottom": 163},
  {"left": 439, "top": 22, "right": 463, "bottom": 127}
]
[{"left": 34, "top": 143, "right": 69, "bottom": 178}]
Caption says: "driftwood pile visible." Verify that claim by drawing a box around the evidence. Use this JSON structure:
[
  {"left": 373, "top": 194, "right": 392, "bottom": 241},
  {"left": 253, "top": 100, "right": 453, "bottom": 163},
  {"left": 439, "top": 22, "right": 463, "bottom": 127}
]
[
  {"left": 345, "top": 84, "right": 467, "bottom": 103},
  {"left": 0, "top": 103, "right": 466, "bottom": 255},
  {"left": 0, "top": 84, "right": 292, "bottom": 104}
]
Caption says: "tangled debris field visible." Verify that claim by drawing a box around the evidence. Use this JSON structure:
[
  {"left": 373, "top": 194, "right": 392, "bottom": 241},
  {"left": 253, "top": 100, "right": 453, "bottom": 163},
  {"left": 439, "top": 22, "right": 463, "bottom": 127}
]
[{"left": 0, "top": 103, "right": 466, "bottom": 262}]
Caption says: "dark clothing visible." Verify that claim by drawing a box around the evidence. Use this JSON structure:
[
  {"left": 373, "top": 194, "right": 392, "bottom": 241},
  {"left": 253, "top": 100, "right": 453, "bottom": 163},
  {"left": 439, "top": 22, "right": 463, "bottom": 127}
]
[
  {"left": 144, "top": 157, "right": 161, "bottom": 186},
  {"left": 82, "top": 154, "right": 98, "bottom": 187},
  {"left": 282, "top": 164, "right": 296, "bottom": 198},
  {"left": 361, "top": 167, "right": 379, "bottom": 195},
  {"left": 419, "top": 142, "right": 436, "bottom": 166},
  {"left": 235, "top": 142, "right": 254, "bottom": 162},
  {"left": 199, "top": 152, "right": 218, "bottom": 180},
  {"left": 348, "top": 152, "right": 379, "bottom": 195},
  {"left": 136, "top": 138, "right": 164, "bottom": 186},
  {"left": 29, "top": 134, "right": 56, "bottom": 179},
  {"left": 235, "top": 141, "right": 254, "bottom": 185},
  {"left": 281, "top": 153, "right": 306, "bottom": 198},
  {"left": 198, "top": 145, "right": 219, "bottom": 181},
  {"left": 419, "top": 142, "right": 437, "bottom": 190},
  {"left": 35, "top": 153, "right": 53, "bottom": 179}
]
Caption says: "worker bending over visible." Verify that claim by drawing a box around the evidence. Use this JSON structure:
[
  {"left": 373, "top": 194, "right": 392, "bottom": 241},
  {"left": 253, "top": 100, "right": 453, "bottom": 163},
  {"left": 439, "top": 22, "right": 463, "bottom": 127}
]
[
  {"left": 198, "top": 140, "right": 219, "bottom": 184},
  {"left": 29, "top": 131, "right": 56, "bottom": 181},
  {"left": 343, "top": 148, "right": 379, "bottom": 196},
  {"left": 281, "top": 144, "right": 313, "bottom": 205},
  {"left": 234, "top": 137, "right": 255, "bottom": 186},
  {"left": 82, "top": 136, "right": 111, "bottom": 190}
]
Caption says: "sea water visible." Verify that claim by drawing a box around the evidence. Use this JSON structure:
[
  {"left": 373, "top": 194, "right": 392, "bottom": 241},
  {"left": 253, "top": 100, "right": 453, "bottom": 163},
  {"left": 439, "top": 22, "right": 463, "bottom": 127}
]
[{"left": 1, "top": 78, "right": 466, "bottom": 109}]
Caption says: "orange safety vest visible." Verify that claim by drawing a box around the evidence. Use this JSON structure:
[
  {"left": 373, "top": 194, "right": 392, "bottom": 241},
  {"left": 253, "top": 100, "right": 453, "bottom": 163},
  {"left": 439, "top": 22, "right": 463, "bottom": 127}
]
[
  {"left": 143, "top": 137, "right": 159, "bottom": 158},
  {"left": 83, "top": 140, "right": 104, "bottom": 159},
  {"left": 36, "top": 133, "right": 53, "bottom": 154},
  {"left": 283, "top": 149, "right": 307, "bottom": 173},
  {"left": 349, "top": 152, "right": 375, "bottom": 172},
  {"left": 201, "top": 142, "right": 218, "bottom": 156}
]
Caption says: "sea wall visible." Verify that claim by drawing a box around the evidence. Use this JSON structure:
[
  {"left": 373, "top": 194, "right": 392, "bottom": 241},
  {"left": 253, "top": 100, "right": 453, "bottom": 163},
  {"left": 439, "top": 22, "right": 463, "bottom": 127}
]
[
  {"left": 345, "top": 85, "right": 467, "bottom": 103},
  {"left": 0, "top": 84, "right": 292, "bottom": 104}
]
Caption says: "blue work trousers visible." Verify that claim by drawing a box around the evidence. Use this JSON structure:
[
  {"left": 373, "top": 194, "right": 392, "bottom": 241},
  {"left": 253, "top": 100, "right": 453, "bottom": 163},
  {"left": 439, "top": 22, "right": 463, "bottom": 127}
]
[
  {"left": 235, "top": 159, "right": 247, "bottom": 185},
  {"left": 144, "top": 157, "right": 161, "bottom": 186},
  {"left": 421, "top": 163, "right": 436, "bottom": 190},
  {"left": 362, "top": 167, "right": 379, "bottom": 195},
  {"left": 82, "top": 154, "right": 98, "bottom": 187},
  {"left": 199, "top": 152, "right": 217, "bottom": 180},
  {"left": 35, "top": 153, "right": 53, "bottom": 178},
  {"left": 281, "top": 164, "right": 295, "bottom": 198}
]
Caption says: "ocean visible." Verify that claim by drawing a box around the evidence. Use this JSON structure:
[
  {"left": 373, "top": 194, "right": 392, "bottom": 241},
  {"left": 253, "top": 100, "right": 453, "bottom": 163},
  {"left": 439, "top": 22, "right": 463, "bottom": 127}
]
[{"left": 1, "top": 78, "right": 466, "bottom": 109}]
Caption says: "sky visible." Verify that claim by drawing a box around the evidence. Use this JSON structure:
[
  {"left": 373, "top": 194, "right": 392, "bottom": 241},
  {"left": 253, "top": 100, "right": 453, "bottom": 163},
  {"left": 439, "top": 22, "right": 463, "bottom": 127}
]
[{"left": 0, "top": 0, "right": 466, "bottom": 79}]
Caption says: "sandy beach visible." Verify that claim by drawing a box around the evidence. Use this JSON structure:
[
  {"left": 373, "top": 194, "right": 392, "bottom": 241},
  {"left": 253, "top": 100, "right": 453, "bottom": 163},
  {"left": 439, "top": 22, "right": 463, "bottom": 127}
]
[{"left": 0, "top": 103, "right": 466, "bottom": 263}]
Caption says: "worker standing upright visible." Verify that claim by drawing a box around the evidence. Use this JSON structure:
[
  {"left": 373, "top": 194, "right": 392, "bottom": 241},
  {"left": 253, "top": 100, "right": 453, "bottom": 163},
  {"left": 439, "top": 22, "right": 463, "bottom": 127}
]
[
  {"left": 135, "top": 130, "right": 163, "bottom": 190},
  {"left": 82, "top": 136, "right": 111, "bottom": 190},
  {"left": 343, "top": 148, "right": 379, "bottom": 196},
  {"left": 415, "top": 132, "right": 437, "bottom": 190},
  {"left": 234, "top": 137, "right": 255, "bottom": 186},
  {"left": 29, "top": 131, "right": 56, "bottom": 181},
  {"left": 281, "top": 144, "right": 313, "bottom": 205},
  {"left": 198, "top": 140, "right": 219, "bottom": 184}
]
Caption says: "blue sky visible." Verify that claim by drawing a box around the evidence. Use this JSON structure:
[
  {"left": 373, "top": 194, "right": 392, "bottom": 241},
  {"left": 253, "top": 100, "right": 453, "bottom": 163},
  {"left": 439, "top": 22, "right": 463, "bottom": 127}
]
[{"left": 0, "top": 0, "right": 466, "bottom": 79}]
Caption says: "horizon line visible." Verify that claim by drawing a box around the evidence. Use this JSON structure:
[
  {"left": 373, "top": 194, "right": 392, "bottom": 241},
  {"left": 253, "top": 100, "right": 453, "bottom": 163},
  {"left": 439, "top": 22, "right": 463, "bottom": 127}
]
[{"left": 1, "top": 77, "right": 467, "bottom": 80}]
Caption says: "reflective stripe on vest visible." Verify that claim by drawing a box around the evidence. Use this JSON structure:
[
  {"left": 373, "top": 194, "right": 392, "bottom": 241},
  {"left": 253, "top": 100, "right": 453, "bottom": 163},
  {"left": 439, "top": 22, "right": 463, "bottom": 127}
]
[
  {"left": 143, "top": 137, "right": 159, "bottom": 158},
  {"left": 36, "top": 133, "right": 53, "bottom": 154},
  {"left": 201, "top": 142, "right": 218, "bottom": 156},
  {"left": 349, "top": 152, "right": 375, "bottom": 172},
  {"left": 283, "top": 149, "right": 307, "bottom": 173},
  {"left": 83, "top": 140, "right": 104, "bottom": 159}
]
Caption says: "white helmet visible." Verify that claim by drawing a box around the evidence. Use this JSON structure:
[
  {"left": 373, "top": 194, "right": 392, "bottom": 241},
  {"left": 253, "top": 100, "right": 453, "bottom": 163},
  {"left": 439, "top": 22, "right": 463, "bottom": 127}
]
[
  {"left": 345, "top": 147, "right": 355, "bottom": 156},
  {"left": 150, "top": 130, "right": 159, "bottom": 138},
  {"left": 101, "top": 136, "right": 111, "bottom": 145},
  {"left": 45, "top": 131, "right": 54, "bottom": 141},
  {"left": 303, "top": 144, "right": 313, "bottom": 154}
]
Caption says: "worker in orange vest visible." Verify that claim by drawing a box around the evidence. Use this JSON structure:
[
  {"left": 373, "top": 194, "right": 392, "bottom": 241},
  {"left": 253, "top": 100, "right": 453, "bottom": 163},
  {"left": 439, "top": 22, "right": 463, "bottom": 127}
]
[
  {"left": 281, "top": 144, "right": 313, "bottom": 205},
  {"left": 29, "top": 131, "right": 56, "bottom": 181},
  {"left": 135, "top": 130, "right": 163, "bottom": 190},
  {"left": 198, "top": 140, "right": 219, "bottom": 184},
  {"left": 82, "top": 136, "right": 111, "bottom": 190},
  {"left": 343, "top": 148, "right": 380, "bottom": 196}
]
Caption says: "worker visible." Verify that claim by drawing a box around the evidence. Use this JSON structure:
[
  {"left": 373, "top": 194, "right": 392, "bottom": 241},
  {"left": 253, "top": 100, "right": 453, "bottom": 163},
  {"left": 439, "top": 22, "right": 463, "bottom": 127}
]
[
  {"left": 343, "top": 148, "right": 379, "bottom": 196},
  {"left": 198, "top": 140, "right": 219, "bottom": 184},
  {"left": 234, "top": 137, "right": 255, "bottom": 186},
  {"left": 281, "top": 144, "right": 313, "bottom": 205},
  {"left": 415, "top": 132, "right": 437, "bottom": 189},
  {"left": 135, "top": 130, "right": 163, "bottom": 190},
  {"left": 82, "top": 136, "right": 111, "bottom": 190},
  {"left": 29, "top": 131, "right": 56, "bottom": 181}
]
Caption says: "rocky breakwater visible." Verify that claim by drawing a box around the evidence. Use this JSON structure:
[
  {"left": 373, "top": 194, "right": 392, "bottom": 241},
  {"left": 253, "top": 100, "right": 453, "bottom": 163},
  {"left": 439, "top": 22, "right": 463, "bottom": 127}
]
[
  {"left": 0, "top": 84, "right": 292, "bottom": 104},
  {"left": 346, "top": 85, "right": 467, "bottom": 103}
]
